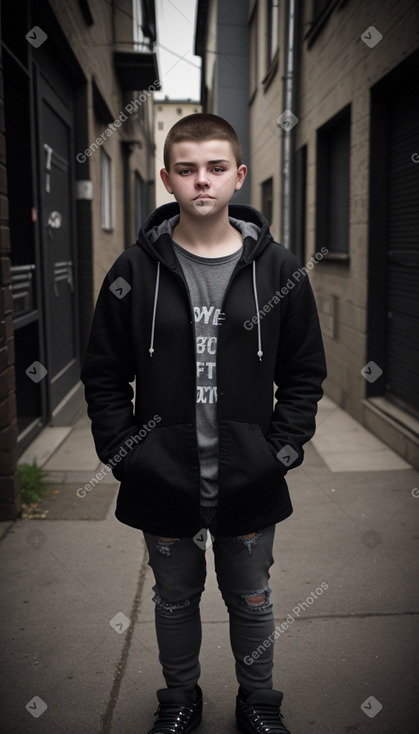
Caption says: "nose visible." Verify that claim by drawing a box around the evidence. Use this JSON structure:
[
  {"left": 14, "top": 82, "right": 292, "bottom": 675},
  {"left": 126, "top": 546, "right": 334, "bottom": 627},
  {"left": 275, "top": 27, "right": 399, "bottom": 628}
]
[{"left": 195, "top": 168, "right": 209, "bottom": 187}]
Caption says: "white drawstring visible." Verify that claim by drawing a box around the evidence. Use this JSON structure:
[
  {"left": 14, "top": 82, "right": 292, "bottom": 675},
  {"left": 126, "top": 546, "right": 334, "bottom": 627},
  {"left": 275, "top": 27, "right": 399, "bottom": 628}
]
[
  {"left": 149, "top": 261, "right": 160, "bottom": 356},
  {"left": 149, "top": 259, "right": 263, "bottom": 361},
  {"left": 252, "top": 260, "right": 263, "bottom": 361}
]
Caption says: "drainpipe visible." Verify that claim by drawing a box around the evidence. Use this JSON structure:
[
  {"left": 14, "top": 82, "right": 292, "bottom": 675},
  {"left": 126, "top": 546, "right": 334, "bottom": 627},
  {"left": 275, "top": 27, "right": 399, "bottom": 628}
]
[{"left": 280, "top": 0, "right": 298, "bottom": 249}]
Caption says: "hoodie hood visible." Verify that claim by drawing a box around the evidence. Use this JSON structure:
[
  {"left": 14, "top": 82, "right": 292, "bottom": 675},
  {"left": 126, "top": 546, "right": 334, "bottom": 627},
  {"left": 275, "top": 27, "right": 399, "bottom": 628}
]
[
  {"left": 136, "top": 202, "right": 273, "bottom": 268},
  {"left": 136, "top": 202, "right": 275, "bottom": 362},
  {"left": 148, "top": 213, "right": 262, "bottom": 251}
]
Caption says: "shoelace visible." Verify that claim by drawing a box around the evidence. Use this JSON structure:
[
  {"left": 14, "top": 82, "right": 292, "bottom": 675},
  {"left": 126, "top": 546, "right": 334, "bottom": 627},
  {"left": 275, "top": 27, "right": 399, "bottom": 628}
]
[
  {"left": 243, "top": 701, "right": 290, "bottom": 733},
  {"left": 151, "top": 701, "right": 196, "bottom": 733}
]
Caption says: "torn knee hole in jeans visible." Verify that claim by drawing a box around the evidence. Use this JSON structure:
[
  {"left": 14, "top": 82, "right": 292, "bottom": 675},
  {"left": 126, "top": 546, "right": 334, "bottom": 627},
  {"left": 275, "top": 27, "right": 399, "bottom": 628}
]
[
  {"left": 156, "top": 537, "right": 180, "bottom": 557},
  {"left": 233, "top": 530, "right": 262, "bottom": 555},
  {"left": 242, "top": 586, "right": 272, "bottom": 610},
  {"left": 152, "top": 592, "right": 191, "bottom": 616}
]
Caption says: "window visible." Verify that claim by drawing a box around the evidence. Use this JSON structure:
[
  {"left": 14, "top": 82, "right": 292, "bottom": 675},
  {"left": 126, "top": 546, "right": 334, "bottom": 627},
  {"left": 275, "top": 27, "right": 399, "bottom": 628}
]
[
  {"left": 316, "top": 106, "right": 351, "bottom": 256},
  {"left": 101, "top": 150, "right": 112, "bottom": 230},
  {"left": 306, "top": 0, "right": 340, "bottom": 47},
  {"left": 139, "top": 100, "right": 146, "bottom": 121},
  {"left": 133, "top": 0, "right": 145, "bottom": 50},
  {"left": 267, "top": 0, "right": 279, "bottom": 67},
  {"left": 249, "top": 6, "right": 258, "bottom": 96},
  {"left": 135, "top": 172, "right": 144, "bottom": 234},
  {"left": 293, "top": 145, "right": 307, "bottom": 264},
  {"left": 158, "top": 120, "right": 164, "bottom": 130},
  {"left": 261, "top": 177, "right": 273, "bottom": 224},
  {"left": 312, "top": 0, "right": 331, "bottom": 22}
]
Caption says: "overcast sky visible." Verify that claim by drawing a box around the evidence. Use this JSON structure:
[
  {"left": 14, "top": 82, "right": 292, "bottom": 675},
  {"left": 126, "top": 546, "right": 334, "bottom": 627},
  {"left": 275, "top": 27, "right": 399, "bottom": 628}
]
[{"left": 154, "top": 0, "right": 201, "bottom": 101}]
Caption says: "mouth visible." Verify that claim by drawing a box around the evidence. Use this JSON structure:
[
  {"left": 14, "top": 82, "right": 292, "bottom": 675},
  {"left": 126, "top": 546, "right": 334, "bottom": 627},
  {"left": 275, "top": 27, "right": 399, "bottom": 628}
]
[{"left": 192, "top": 196, "right": 216, "bottom": 215}]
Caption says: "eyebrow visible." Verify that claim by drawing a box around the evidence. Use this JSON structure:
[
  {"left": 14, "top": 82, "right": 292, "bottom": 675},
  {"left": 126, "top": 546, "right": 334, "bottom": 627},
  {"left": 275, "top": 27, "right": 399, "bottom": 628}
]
[{"left": 173, "top": 159, "right": 231, "bottom": 166}]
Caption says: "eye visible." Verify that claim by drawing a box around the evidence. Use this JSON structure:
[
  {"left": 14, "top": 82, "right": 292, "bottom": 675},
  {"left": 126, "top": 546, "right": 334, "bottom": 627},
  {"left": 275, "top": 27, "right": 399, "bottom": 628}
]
[
  {"left": 211, "top": 167, "right": 225, "bottom": 173},
  {"left": 179, "top": 169, "right": 192, "bottom": 175}
]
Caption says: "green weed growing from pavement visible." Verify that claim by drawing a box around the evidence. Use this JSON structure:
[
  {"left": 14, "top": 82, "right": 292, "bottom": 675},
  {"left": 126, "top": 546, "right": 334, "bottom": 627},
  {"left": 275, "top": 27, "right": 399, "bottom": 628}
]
[{"left": 18, "top": 462, "right": 50, "bottom": 505}]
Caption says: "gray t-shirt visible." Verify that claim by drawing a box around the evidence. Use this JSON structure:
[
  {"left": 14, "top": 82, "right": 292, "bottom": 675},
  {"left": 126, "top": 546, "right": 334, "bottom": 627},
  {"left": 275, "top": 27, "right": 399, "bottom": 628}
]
[{"left": 172, "top": 240, "right": 242, "bottom": 506}]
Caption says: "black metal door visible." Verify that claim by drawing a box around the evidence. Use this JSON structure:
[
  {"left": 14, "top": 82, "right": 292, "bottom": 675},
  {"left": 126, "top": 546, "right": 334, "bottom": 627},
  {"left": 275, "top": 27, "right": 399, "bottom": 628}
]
[
  {"left": 385, "top": 89, "right": 419, "bottom": 416},
  {"left": 36, "top": 70, "right": 79, "bottom": 415}
]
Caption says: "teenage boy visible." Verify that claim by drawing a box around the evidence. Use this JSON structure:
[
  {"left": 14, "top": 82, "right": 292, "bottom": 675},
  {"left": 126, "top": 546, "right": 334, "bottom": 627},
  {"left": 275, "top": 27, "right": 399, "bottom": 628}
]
[{"left": 81, "top": 113, "right": 327, "bottom": 734}]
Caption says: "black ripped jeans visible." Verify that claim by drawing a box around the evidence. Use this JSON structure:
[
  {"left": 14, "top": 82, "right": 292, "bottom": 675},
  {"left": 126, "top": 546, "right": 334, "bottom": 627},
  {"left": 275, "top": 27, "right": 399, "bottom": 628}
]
[{"left": 143, "top": 507, "right": 276, "bottom": 695}]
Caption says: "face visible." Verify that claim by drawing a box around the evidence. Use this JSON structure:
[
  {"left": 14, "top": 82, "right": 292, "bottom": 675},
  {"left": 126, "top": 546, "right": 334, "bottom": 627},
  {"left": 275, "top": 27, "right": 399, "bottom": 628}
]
[{"left": 160, "top": 139, "right": 247, "bottom": 217}]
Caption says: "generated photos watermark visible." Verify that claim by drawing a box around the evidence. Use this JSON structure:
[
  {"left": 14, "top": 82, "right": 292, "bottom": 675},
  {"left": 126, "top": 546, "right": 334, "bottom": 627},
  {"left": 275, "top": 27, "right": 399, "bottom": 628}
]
[
  {"left": 26, "top": 696, "right": 48, "bottom": 718},
  {"left": 109, "top": 611, "right": 131, "bottom": 634},
  {"left": 244, "top": 248, "right": 328, "bottom": 331},
  {"left": 76, "top": 414, "right": 161, "bottom": 497},
  {"left": 360, "top": 360, "right": 383, "bottom": 383},
  {"left": 109, "top": 276, "right": 132, "bottom": 299},
  {"left": 360, "top": 26, "right": 383, "bottom": 48},
  {"left": 76, "top": 80, "right": 161, "bottom": 163},
  {"left": 25, "top": 361, "right": 48, "bottom": 383},
  {"left": 276, "top": 444, "right": 299, "bottom": 468},
  {"left": 276, "top": 109, "right": 299, "bottom": 131},
  {"left": 26, "top": 26, "right": 48, "bottom": 48},
  {"left": 361, "top": 695, "right": 382, "bottom": 718},
  {"left": 244, "top": 582, "right": 329, "bottom": 665},
  {"left": 193, "top": 528, "right": 215, "bottom": 550}
]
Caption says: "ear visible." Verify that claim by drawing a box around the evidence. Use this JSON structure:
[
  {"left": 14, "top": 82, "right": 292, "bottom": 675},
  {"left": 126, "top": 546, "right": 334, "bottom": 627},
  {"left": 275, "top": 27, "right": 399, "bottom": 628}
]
[
  {"left": 160, "top": 168, "right": 173, "bottom": 194},
  {"left": 235, "top": 164, "right": 247, "bottom": 191}
]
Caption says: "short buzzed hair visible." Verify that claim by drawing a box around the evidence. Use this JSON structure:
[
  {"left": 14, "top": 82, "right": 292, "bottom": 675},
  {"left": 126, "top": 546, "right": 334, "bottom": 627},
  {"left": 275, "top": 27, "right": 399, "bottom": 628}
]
[{"left": 163, "top": 113, "right": 242, "bottom": 170}]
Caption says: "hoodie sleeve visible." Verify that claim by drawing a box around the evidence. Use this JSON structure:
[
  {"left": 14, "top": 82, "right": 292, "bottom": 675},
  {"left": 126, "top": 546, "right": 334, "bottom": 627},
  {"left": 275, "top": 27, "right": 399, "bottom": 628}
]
[
  {"left": 269, "top": 270, "right": 327, "bottom": 473},
  {"left": 80, "top": 263, "right": 137, "bottom": 481}
]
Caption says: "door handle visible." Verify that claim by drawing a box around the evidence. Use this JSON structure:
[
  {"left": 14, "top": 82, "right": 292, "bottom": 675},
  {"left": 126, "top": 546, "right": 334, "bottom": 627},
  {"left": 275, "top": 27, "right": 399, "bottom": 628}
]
[
  {"left": 53, "top": 260, "right": 73, "bottom": 296},
  {"left": 47, "top": 211, "right": 62, "bottom": 240},
  {"left": 44, "top": 143, "right": 53, "bottom": 193}
]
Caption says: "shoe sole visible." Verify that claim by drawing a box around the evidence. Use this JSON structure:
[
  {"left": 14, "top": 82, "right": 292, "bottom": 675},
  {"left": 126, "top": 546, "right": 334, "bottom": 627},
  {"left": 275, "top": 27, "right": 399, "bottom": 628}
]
[
  {"left": 188, "top": 716, "right": 202, "bottom": 733},
  {"left": 236, "top": 712, "right": 290, "bottom": 734},
  {"left": 150, "top": 714, "right": 202, "bottom": 734},
  {"left": 236, "top": 717, "right": 253, "bottom": 734}
]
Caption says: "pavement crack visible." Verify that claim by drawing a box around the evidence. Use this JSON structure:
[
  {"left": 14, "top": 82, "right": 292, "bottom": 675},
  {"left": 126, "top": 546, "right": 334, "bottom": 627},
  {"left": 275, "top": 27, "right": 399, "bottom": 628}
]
[
  {"left": 0, "top": 520, "right": 18, "bottom": 543},
  {"left": 278, "top": 611, "right": 419, "bottom": 621},
  {"left": 100, "top": 544, "right": 149, "bottom": 734}
]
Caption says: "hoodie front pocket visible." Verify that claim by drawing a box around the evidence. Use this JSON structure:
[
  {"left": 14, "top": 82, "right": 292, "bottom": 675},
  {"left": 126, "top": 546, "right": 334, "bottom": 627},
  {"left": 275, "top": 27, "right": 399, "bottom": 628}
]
[
  {"left": 124, "top": 423, "right": 200, "bottom": 498},
  {"left": 218, "top": 420, "right": 283, "bottom": 501}
]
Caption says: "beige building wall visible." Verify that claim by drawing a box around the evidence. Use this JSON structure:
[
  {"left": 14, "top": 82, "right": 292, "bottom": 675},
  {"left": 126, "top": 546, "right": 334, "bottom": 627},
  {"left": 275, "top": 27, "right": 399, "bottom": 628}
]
[
  {"left": 89, "top": 100, "right": 156, "bottom": 297},
  {"left": 248, "top": 0, "right": 286, "bottom": 242},
  {"left": 297, "top": 0, "right": 419, "bottom": 422},
  {"left": 247, "top": 0, "right": 419, "bottom": 465},
  {"left": 154, "top": 100, "right": 202, "bottom": 209}
]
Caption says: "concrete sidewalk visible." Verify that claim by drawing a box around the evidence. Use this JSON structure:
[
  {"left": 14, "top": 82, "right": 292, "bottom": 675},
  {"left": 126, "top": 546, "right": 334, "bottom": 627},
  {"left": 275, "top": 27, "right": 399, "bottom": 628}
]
[{"left": 1, "top": 395, "right": 419, "bottom": 733}]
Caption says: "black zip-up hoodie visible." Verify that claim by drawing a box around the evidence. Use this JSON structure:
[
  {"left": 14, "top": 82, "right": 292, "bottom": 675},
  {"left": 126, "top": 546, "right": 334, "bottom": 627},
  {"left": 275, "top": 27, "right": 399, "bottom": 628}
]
[{"left": 81, "top": 203, "right": 327, "bottom": 536}]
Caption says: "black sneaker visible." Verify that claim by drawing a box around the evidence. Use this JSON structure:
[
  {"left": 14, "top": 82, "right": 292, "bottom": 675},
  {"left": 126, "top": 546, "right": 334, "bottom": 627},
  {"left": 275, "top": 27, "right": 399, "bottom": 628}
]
[
  {"left": 148, "top": 684, "right": 202, "bottom": 733},
  {"left": 236, "top": 689, "right": 291, "bottom": 733}
]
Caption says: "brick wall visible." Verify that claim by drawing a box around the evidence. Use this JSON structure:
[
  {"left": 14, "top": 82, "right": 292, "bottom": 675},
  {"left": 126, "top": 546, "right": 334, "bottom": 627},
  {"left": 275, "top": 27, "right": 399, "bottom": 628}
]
[{"left": 0, "top": 17, "right": 20, "bottom": 521}]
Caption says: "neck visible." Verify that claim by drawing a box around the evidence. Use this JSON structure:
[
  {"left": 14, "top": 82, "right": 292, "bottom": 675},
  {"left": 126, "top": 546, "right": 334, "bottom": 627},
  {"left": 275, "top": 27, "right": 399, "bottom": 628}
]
[{"left": 173, "top": 206, "right": 242, "bottom": 257}]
